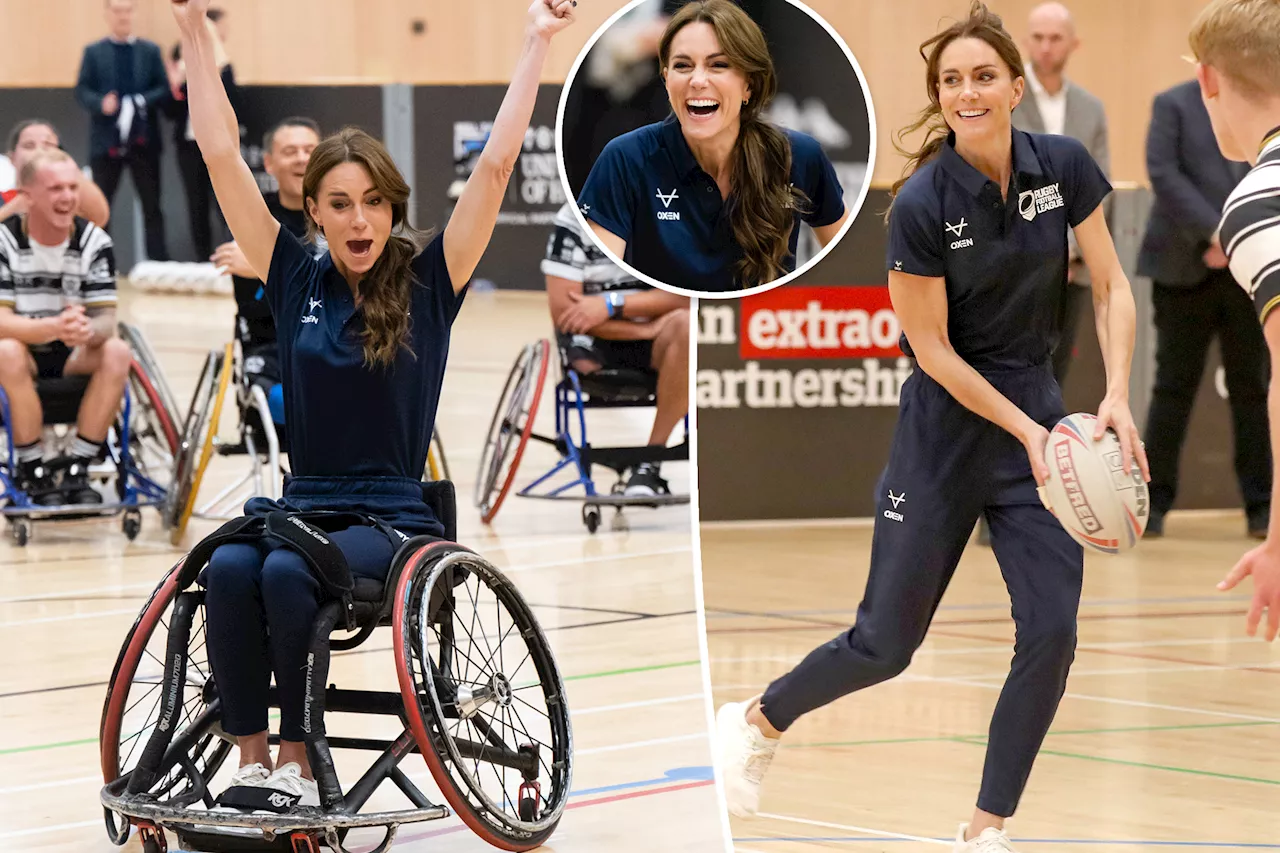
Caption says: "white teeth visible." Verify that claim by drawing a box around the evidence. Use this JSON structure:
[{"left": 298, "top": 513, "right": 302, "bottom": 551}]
[
  {"left": 688, "top": 99, "right": 718, "bottom": 107},
  {"left": 959, "top": 109, "right": 988, "bottom": 117}
]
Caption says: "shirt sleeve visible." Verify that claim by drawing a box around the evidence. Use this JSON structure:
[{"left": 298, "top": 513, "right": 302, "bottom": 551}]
[
  {"left": 790, "top": 132, "right": 846, "bottom": 228},
  {"left": 265, "top": 225, "right": 317, "bottom": 322},
  {"left": 541, "top": 222, "right": 590, "bottom": 282},
  {"left": 885, "top": 183, "right": 945, "bottom": 278},
  {"left": 81, "top": 229, "right": 117, "bottom": 310},
  {"left": 1059, "top": 135, "right": 1113, "bottom": 228},
  {"left": 577, "top": 137, "right": 637, "bottom": 243},
  {"left": 0, "top": 243, "right": 13, "bottom": 309},
  {"left": 413, "top": 232, "right": 466, "bottom": 325}
]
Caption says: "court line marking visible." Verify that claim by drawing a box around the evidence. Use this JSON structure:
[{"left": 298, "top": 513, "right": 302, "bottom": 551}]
[
  {"left": 755, "top": 811, "right": 951, "bottom": 847},
  {"left": 576, "top": 732, "right": 706, "bottom": 755},
  {"left": 0, "top": 819, "right": 101, "bottom": 840},
  {"left": 733, "top": 836, "right": 1280, "bottom": 848}
]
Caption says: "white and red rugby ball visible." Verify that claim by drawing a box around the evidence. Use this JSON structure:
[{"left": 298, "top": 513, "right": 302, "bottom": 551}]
[{"left": 1040, "top": 413, "right": 1148, "bottom": 554}]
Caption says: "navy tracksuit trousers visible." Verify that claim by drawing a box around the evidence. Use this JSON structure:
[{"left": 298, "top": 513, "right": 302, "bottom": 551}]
[{"left": 761, "top": 363, "right": 1084, "bottom": 817}]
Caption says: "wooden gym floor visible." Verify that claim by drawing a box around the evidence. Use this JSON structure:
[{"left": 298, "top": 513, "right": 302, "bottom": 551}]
[
  {"left": 0, "top": 288, "right": 717, "bottom": 852},
  {"left": 702, "top": 515, "right": 1280, "bottom": 852}
]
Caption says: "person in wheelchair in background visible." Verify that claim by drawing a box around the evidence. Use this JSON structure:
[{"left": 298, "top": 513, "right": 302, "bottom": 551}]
[
  {"left": 0, "top": 149, "right": 129, "bottom": 505},
  {"left": 0, "top": 119, "right": 112, "bottom": 228},
  {"left": 172, "top": 0, "right": 576, "bottom": 814},
  {"left": 544, "top": 201, "right": 690, "bottom": 497},
  {"left": 210, "top": 116, "right": 323, "bottom": 432}
]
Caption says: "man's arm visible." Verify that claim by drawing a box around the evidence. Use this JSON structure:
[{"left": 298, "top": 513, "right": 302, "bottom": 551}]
[
  {"left": 546, "top": 275, "right": 656, "bottom": 340},
  {"left": 74, "top": 45, "right": 107, "bottom": 113},
  {"left": 1146, "top": 90, "right": 1224, "bottom": 240}
]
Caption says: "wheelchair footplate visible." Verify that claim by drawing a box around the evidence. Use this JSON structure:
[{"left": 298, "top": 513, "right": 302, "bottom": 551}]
[{"left": 102, "top": 780, "right": 448, "bottom": 853}]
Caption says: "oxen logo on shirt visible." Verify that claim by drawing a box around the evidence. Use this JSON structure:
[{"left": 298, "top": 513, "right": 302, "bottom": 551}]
[
  {"left": 303, "top": 297, "right": 322, "bottom": 325},
  {"left": 1018, "top": 183, "right": 1065, "bottom": 222},
  {"left": 946, "top": 218, "right": 973, "bottom": 249},
  {"left": 655, "top": 188, "right": 681, "bottom": 221}
]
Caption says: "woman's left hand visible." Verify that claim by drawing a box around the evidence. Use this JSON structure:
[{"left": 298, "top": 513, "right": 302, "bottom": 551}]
[
  {"left": 1094, "top": 394, "right": 1150, "bottom": 481},
  {"left": 528, "top": 0, "right": 576, "bottom": 39}
]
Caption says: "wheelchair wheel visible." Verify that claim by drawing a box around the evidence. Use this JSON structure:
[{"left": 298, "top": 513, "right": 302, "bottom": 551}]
[
  {"left": 394, "top": 545, "right": 571, "bottom": 851},
  {"left": 165, "top": 344, "right": 233, "bottom": 545},
  {"left": 127, "top": 359, "right": 180, "bottom": 483},
  {"left": 100, "top": 563, "right": 230, "bottom": 810},
  {"left": 427, "top": 429, "right": 450, "bottom": 482},
  {"left": 475, "top": 340, "right": 549, "bottom": 524},
  {"left": 120, "top": 322, "right": 182, "bottom": 427}
]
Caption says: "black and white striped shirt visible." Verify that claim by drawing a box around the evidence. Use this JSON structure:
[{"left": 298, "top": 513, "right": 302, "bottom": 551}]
[
  {"left": 0, "top": 216, "right": 116, "bottom": 321},
  {"left": 541, "top": 203, "right": 648, "bottom": 299},
  {"left": 1221, "top": 127, "right": 1280, "bottom": 322}
]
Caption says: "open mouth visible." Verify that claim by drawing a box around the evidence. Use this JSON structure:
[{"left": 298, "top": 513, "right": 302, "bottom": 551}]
[
  {"left": 686, "top": 99, "right": 720, "bottom": 120},
  {"left": 957, "top": 108, "right": 990, "bottom": 121},
  {"left": 347, "top": 240, "right": 373, "bottom": 258}
]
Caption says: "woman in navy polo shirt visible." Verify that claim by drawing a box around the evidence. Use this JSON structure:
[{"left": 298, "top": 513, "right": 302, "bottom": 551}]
[
  {"left": 715, "top": 4, "right": 1149, "bottom": 850},
  {"left": 169, "top": 0, "right": 576, "bottom": 813},
  {"left": 577, "top": 0, "right": 848, "bottom": 293}
]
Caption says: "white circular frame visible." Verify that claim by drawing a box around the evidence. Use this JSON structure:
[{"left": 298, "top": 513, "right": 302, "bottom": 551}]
[{"left": 555, "top": 0, "right": 878, "bottom": 299}]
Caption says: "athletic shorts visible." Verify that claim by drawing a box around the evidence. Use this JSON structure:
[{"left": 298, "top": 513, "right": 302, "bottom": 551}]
[
  {"left": 559, "top": 334, "right": 654, "bottom": 374},
  {"left": 241, "top": 342, "right": 281, "bottom": 392},
  {"left": 30, "top": 342, "right": 72, "bottom": 379}
]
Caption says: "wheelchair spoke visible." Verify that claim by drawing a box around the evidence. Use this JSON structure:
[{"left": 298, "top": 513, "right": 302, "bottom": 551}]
[
  {"left": 461, "top": 576, "right": 499, "bottom": 674},
  {"left": 123, "top": 680, "right": 163, "bottom": 719},
  {"left": 504, "top": 704, "right": 554, "bottom": 782}
]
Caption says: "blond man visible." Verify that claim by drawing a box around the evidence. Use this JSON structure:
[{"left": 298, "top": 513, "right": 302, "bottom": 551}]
[{"left": 1191, "top": 0, "right": 1280, "bottom": 640}]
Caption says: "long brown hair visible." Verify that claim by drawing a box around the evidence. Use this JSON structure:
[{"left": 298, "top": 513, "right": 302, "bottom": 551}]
[
  {"left": 659, "top": 0, "right": 807, "bottom": 288},
  {"left": 303, "top": 127, "right": 430, "bottom": 369},
  {"left": 888, "top": 1, "right": 1025, "bottom": 211}
]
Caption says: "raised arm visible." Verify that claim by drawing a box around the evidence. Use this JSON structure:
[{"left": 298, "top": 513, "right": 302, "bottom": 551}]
[
  {"left": 172, "top": 0, "right": 278, "bottom": 280},
  {"left": 443, "top": 0, "right": 576, "bottom": 291}
]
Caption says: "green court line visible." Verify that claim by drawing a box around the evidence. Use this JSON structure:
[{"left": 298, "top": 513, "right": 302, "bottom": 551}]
[
  {"left": 794, "top": 719, "right": 1279, "bottom": 750},
  {"left": 1032, "top": 748, "right": 1280, "bottom": 786},
  {"left": 1, "top": 659, "right": 702, "bottom": 758}
]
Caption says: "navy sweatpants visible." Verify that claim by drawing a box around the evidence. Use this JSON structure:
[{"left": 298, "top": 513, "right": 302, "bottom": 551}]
[
  {"left": 203, "top": 526, "right": 395, "bottom": 742},
  {"left": 760, "top": 363, "right": 1084, "bottom": 818}
]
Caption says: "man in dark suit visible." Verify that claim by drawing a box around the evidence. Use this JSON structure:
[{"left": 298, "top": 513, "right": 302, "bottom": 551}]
[
  {"left": 74, "top": 0, "right": 170, "bottom": 261},
  {"left": 1139, "top": 79, "right": 1271, "bottom": 539}
]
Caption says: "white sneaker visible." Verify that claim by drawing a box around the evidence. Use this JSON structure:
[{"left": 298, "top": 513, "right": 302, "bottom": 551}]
[
  {"left": 715, "top": 696, "right": 779, "bottom": 817},
  {"left": 953, "top": 824, "right": 1019, "bottom": 852},
  {"left": 208, "top": 762, "right": 271, "bottom": 813},
  {"left": 266, "top": 762, "right": 320, "bottom": 808}
]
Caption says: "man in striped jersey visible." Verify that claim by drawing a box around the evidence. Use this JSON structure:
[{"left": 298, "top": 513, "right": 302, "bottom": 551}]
[
  {"left": 0, "top": 149, "right": 130, "bottom": 505},
  {"left": 1191, "top": 0, "right": 1280, "bottom": 641}
]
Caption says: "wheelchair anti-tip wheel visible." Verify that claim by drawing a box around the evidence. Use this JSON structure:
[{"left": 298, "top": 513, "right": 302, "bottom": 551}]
[
  {"left": 165, "top": 344, "right": 233, "bottom": 544},
  {"left": 99, "top": 563, "right": 231, "bottom": 841},
  {"left": 394, "top": 546, "right": 572, "bottom": 850},
  {"left": 475, "top": 340, "right": 548, "bottom": 525}
]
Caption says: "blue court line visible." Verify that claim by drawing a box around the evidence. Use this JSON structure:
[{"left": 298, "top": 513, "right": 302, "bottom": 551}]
[
  {"left": 569, "top": 765, "right": 712, "bottom": 798},
  {"left": 734, "top": 838, "right": 1280, "bottom": 848}
]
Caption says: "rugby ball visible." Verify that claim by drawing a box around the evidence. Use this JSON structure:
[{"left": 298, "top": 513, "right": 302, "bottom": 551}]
[{"left": 1041, "top": 412, "right": 1148, "bottom": 554}]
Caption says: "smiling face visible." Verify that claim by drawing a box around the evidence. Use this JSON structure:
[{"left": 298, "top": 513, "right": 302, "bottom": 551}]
[
  {"left": 306, "top": 161, "right": 392, "bottom": 278},
  {"left": 26, "top": 158, "right": 81, "bottom": 233},
  {"left": 936, "top": 36, "right": 1024, "bottom": 147},
  {"left": 264, "top": 125, "right": 320, "bottom": 204},
  {"left": 664, "top": 21, "right": 751, "bottom": 144},
  {"left": 10, "top": 123, "right": 60, "bottom": 174}
]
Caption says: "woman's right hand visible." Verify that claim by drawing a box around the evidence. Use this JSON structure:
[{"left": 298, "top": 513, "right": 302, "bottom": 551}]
[
  {"left": 1020, "top": 420, "right": 1051, "bottom": 487},
  {"left": 170, "top": 0, "right": 210, "bottom": 32}
]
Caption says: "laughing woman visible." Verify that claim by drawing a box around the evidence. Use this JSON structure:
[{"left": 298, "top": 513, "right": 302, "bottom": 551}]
[
  {"left": 575, "top": 0, "right": 849, "bottom": 293},
  {"left": 169, "top": 0, "right": 576, "bottom": 813}
]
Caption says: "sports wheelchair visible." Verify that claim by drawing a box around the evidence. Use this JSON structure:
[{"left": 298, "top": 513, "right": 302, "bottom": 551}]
[
  {"left": 0, "top": 322, "right": 179, "bottom": 546},
  {"left": 164, "top": 340, "right": 450, "bottom": 545},
  {"left": 100, "top": 479, "right": 572, "bottom": 853},
  {"left": 475, "top": 338, "right": 688, "bottom": 533}
]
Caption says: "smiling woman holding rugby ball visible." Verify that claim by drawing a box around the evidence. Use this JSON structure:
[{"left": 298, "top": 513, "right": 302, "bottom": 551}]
[{"left": 575, "top": 0, "right": 849, "bottom": 293}]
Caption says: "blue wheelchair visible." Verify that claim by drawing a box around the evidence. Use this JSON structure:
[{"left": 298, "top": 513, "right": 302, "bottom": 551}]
[
  {"left": 0, "top": 322, "right": 178, "bottom": 546},
  {"left": 475, "top": 337, "right": 689, "bottom": 533}
]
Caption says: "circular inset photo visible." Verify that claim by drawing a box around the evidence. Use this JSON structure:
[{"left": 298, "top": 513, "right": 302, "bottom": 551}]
[{"left": 557, "top": 0, "right": 873, "bottom": 298}]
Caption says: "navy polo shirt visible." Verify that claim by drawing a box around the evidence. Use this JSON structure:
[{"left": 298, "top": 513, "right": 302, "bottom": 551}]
[
  {"left": 578, "top": 116, "right": 845, "bottom": 291},
  {"left": 264, "top": 227, "right": 465, "bottom": 480},
  {"left": 887, "top": 130, "right": 1110, "bottom": 370}
]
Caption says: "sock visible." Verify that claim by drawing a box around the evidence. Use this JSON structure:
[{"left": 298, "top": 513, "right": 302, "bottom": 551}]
[
  {"left": 16, "top": 440, "right": 43, "bottom": 465},
  {"left": 68, "top": 435, "right": 103, "bottom": 461}
]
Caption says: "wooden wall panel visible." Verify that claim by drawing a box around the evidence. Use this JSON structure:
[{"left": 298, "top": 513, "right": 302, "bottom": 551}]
[{"left": 0, "top": 0, "right": 1215, "bottom": 182}]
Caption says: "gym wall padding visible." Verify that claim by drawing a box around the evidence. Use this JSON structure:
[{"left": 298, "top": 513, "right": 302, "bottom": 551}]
[{"left": 695, "top": 186, "right": 1244, "bottom": 522}]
